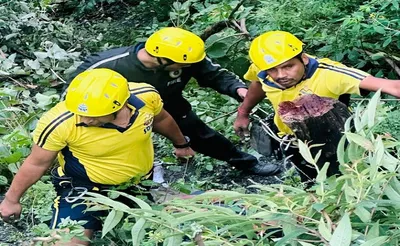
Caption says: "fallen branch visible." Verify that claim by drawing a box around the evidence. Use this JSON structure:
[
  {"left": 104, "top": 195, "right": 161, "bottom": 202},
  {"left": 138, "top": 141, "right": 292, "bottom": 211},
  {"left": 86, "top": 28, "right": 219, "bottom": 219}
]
[
  {"left": 200, "top": 20, "right": 230, "bottom": 41},
  {"left": 205, "top": 109, "right": 236, "bottom": 124},
  {"left": 7, "top": 76, "right": 37, "bottom": 90},
  {"left": 239, "top": 18, "right": 249, "bottom": 35},
  {"left": 363, "top": 50, "right": 400, "bottom": 77},
  {"left": 31, "top": 234, "right": 62, "bottom": 244},
  {"left": 200, "top": 0, "right": 248, "bottom": 41}
]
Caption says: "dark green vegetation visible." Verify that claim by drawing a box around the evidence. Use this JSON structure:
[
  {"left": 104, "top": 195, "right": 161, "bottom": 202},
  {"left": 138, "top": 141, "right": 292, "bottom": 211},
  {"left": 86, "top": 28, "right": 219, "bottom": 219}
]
[{"left": 0, "top": 0, "right": 399, "bottom": 245}]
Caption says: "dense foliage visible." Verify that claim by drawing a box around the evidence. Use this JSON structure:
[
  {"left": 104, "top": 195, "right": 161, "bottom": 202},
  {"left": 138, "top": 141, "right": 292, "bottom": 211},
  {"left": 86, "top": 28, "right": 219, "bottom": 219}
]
[{"left": 0, "top": 0, "right": 399, "bottom": 245}]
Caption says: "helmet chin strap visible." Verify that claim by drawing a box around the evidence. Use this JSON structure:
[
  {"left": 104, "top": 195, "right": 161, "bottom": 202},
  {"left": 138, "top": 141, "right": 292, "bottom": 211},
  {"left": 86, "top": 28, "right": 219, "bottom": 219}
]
[
  {"left": 155, "top": 57, "right": 175, "bottom": 71},
  {"left": 295, "top": 53, "right": 307, "bottom": 83}
]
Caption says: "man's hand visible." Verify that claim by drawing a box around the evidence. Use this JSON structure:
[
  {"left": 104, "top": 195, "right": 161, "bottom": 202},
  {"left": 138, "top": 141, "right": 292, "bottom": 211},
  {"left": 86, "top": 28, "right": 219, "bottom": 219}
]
[
  {"left": 174, "top": 147, "right": 195, "bottom": 163},
  {"left": 236, "top": 88, "right": 248, "bottom": 99},
  {"left": 234, "top": 107, "right": 250, "bottom": 140},
  {"left": 0, "top": 196, "right": 22, "bottom": 223}
]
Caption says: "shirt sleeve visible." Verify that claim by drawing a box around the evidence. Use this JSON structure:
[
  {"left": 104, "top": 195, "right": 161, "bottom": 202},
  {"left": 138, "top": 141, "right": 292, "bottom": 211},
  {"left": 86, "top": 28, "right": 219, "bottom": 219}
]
[
  {"left": 32, "top": 109, "right": 72, "bottom": 151},
  {"left": 244, "top": 64, "right": 261, "bottom": 82},
  {"left": 128, "top": 82, "right": 164, "bottom": 115},
  {"left": 152, "top": 92, "right": 163, "bottom": 115},
  {"left": 320, "top": 60, "right": 370, "bottom": 96}
]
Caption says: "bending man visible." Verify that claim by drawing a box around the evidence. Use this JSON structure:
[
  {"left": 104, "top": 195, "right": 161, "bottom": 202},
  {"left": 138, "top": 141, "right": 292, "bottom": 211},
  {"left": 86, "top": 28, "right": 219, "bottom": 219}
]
[{"left": 0, "top": 69, "right": 194, "bottom": 245}]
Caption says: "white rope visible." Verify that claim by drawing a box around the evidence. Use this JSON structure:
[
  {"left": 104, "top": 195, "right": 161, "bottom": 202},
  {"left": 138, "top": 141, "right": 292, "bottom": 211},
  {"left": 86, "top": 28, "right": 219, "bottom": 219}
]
[{"left": 251, "top": 113, "right": 297, "bottom": 149}]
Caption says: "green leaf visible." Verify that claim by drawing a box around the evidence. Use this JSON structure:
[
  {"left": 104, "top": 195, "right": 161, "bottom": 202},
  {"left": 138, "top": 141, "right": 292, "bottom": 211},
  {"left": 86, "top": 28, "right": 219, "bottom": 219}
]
[
  {"left": 312, "top": 203, "right": 326, "bottom": 212},
  {"left": 102, "top": 209, "right": 124, "bottom": 238},
  {"left": 4, "top": 151, "right": 23, "bottom": 163},
  {"left": 84, "top": 192, "right": 131, "bottom": 213},
  {"left": 390, "top": 177, "right": 400, "bottom": 194},
  {"left": 297, "top": 140, "right": 315, "bottom": 164},
  {"left": 383, "top": 184, "right": 400, "bottom": 204},
  {"left": 131, "top": 218, "right": 147, "bottom": 246},
  {"left": 5, "top": 33, "right": 18, "bottom": 40},
  {"left": 344, "top": 115, "right": 353, "bottom": 133},
  {"left": 337, "top": 136, "right": 346, "bottom": 166},
  {"left": 316, "top": 162, "right": 329, "bottom": 183},
  {"left": 382, "top": 152, "right": 399, "bottom": 172},
  {"left": 7, "top": 163, "right": 20, "bottom": 174},
  {"left": 382, "top": 37, "right": 392, "bottom": 48},
  {"left": 367, "top": 89, "right": 380, "bottom": 128},
  {"left": 366, "top": 222, "right": 380, "bottom": 240},
  {"left": 354, "top": 206, "right": 371, "bottom": 223},
  {"left": 27, "top": 59, "right": 41, "bottom": 70},
  {"left": 370, "top": 136, "right": 384, "bottom": 179},
  {"left": 360, "top": 236, "right": 389, "bottom": 246},
  {"left": 373, "top": 25, "right": 385, "bottom": 34},
  {"left": 299, "top": 243, "right": 315, "bottom": 246},
  {"left": 164, "top": 234, "right": 183, "bottom": 246},
  {"left": 34, "top": 52, "right": 49, "bottom": 60},
  {"left": 345, "top": 133, "right": 374, "bottom": 151},
  {"left": 108, "top": 190, "right": 152, "bottom": 210},
  {"left": 232, "top": 56, "right": 250, "bottom": 77},
  {"left": 369, "top": 52, "right": 385, "bottom": 61},
  {"left": 0, "top": 175, "right": 8, "bottom": 185},
  {"left": 318, "top": 217, "right": 332, "bottom": 241},
  {"left": 344, "top": 185, "right": 357, "bottom": 201},
  {"left": 329, "top": 213, "right": 352, "bottom": 246},
  {"left": 275, "top": 229, "right": 306, "bottom": 246},
  {"left": 206, "top": 42, "right": 228, "bottom": 58}
]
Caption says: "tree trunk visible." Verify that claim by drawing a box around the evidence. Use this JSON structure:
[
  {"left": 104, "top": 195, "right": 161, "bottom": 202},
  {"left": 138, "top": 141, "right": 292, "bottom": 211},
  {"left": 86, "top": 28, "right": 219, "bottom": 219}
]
[{"left": 278, "top": 94, "right": 351, "bottom": 176}]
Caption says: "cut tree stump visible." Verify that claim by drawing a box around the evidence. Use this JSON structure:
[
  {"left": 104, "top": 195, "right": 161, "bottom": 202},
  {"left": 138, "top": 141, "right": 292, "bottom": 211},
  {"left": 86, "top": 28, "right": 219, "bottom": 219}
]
[{"left": 278, "top": 94, "right": 351, "bottom": 176}]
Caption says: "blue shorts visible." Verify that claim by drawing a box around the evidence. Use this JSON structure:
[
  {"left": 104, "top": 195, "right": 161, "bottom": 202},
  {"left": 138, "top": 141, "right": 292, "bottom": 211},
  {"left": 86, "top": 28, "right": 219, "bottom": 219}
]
[
  {"left": 49, "top": 185, "right": 106, "bottom": 230},
  {"left": 49, "top": 167, "right": 107, "bottom": 230}
]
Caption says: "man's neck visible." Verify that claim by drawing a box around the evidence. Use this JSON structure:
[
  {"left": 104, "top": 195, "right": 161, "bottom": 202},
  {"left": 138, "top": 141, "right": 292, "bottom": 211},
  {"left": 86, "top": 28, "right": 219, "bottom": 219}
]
[{"left": 111, "top": 105, "right": 132, "bottom": 128}]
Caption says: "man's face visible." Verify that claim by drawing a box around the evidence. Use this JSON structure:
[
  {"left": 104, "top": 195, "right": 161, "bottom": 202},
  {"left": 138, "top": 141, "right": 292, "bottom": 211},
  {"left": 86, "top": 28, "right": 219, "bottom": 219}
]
[
  {"left": 266, "top": 54, "right": 309, "bottom": 89},
  {"left": 79, "top": 114, "right": 114, "bottom": 127}
]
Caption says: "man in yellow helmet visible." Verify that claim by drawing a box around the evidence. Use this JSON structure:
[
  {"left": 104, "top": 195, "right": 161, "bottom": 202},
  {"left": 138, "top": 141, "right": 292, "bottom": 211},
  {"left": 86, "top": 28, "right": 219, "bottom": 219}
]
[
  {"left": 0, "top": 69, "right": 195, "bottom": 245},
  {"left": 234, "top": 30, "right": 400, "bottom": 180},
  {"left": 66, "top": 27, "right": 281, "bottom": 176}
]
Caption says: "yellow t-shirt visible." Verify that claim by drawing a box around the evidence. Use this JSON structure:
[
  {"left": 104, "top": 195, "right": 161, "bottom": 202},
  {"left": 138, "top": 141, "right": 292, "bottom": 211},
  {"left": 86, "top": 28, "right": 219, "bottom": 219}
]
[
  {"left": 33, "top": 83, "right": 163, "bottom": 185},
  {"left": 244, "top": 56, "right": 370, "bottom": 135}
]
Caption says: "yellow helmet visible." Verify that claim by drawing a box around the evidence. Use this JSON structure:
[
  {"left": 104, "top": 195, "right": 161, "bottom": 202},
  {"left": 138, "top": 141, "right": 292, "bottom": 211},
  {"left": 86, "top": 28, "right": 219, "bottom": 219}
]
[
  {"left": 249, "top": 31, "right": 304, "bottom": 70},
  {"left": 145, "top": 27, "right": 206, "bottom": 63},
  {"left": 65, "top": 68, "right": 130, "bottom": 117}
]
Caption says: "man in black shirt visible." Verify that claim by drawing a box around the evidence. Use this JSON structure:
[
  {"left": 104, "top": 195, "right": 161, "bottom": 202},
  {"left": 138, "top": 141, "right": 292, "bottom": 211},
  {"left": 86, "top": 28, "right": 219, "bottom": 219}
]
[{"left": 66, "top": 27, "right": 281, "bottom": 176}]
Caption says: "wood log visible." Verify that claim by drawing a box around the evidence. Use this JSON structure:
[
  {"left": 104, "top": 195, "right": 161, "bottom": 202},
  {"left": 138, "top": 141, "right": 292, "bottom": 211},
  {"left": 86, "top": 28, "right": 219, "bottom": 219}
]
[{"left": 278, "top": 94, "right": 351, "bottom": 176}]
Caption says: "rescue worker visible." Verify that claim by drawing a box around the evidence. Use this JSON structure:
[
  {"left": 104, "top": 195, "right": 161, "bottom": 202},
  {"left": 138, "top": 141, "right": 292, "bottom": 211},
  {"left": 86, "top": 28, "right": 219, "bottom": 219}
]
[
  {"left": 0, "top": 68, "right": 195, "bottom": 245},
  {"left": 234, "top": 30, "right": 400, "bottom": 180}
]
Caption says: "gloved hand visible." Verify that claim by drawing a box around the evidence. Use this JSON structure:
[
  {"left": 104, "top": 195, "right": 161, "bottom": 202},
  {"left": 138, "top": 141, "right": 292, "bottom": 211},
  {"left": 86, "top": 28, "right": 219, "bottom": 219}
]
[{"left": 234, "top": 108, "right": 250, "bottom": 141}]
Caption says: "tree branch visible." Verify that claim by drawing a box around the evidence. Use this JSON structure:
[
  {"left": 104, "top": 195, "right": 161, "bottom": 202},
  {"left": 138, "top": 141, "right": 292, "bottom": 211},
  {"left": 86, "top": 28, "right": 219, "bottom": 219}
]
[
  {"left": 200, "top": 0, "right": 248, "bottom": 41},
  {"left": 200, "top": 20, "right": 230, "bottom": 41},
  {"left": 228, "top": 0, "right": 246, "bottom": 20},
  {"left": 363, "top": 50, "right": 400, "bottom": 77}
]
